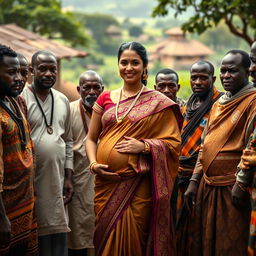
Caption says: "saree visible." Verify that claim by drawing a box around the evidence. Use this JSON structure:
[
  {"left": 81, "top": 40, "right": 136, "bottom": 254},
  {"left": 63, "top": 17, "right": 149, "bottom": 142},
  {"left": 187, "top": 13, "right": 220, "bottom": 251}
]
[{"left": 93, "top": 90, "right": 182, "bottom": 256}]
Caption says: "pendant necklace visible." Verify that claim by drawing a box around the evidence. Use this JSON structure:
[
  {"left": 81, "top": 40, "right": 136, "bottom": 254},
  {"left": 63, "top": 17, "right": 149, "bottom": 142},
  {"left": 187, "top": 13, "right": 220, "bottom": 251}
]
[
  {"left": 115, "top": 85, "right": 144, "bottom": 123},
  {"left": 31, "top": 85, "right": 54, "bottom": 134}
]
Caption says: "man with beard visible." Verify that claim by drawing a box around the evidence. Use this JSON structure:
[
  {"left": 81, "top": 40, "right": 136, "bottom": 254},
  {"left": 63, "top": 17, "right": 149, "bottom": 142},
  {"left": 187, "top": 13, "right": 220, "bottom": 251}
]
[
  {"left": 175, "top": 61, "right": 223, "bottom": 255},
  {"left": 22, "top": 50, "right": 73, "bottom": 256},
  {"left": 154, "top": 68, "right": 186, "bottom": 110},
  {"left": 185, "top": 50, "right": 256, "bottom": 255},
  {"left": 0, "top": 44, "right": 38, "bottom": 255},
  {"left": 68, "top": 70, "right": 103, "bottom": 256}
]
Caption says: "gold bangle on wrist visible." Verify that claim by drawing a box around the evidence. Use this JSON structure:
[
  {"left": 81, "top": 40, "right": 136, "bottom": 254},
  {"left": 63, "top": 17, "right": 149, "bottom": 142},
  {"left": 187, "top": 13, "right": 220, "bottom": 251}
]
[
  {"left": 89, "top": 161, "right": 97, "bottom": 174},
  {"left": 142, "top": 141, "right": 150, "bottom": 154}
]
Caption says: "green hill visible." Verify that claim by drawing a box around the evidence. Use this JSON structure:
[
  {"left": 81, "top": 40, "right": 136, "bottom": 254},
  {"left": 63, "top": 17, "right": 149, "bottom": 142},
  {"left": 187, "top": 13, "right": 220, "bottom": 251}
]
[{"left": 62, "top": 0, "right": 158, "bottom": 18}]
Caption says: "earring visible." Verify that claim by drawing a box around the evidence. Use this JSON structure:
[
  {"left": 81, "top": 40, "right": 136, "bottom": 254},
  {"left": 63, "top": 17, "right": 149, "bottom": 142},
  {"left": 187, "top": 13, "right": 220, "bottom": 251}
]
[{"left": 143, "top": 71, "right": 148, "bottom": 81}]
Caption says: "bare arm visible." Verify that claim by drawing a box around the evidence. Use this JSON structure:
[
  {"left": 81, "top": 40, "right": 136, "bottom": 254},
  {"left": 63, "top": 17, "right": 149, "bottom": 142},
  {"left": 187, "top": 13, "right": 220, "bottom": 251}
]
[
  {"left": 86, "top": 110, "right": 120, "bottom": 181},
  {"left": 85, "top": 110, "right": 103, "bottom": 163}
]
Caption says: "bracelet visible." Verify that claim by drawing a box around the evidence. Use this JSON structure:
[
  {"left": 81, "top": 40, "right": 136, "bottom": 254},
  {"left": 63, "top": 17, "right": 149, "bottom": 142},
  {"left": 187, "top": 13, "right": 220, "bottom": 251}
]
[
  {"left": 142, "top": 141, "right": 150, "bottom": 154},
  {"left": 189, "top": 178, "right": 199, "bottom": 185},
  {"left": 89, "top": 161, "right": 97, "bottom": 174}
]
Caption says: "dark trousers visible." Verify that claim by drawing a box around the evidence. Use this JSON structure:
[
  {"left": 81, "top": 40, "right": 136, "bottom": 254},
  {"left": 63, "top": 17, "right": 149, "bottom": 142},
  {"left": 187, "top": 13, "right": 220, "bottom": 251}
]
[{"left": 38, "top": 233, "right": 67, "bottom": 256}]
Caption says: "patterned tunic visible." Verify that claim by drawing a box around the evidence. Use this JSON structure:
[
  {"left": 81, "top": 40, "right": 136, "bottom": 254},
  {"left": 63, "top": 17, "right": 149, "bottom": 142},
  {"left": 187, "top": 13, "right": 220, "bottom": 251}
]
[{"left": 0, "top": 97, "right": 38, "bottom": 256}]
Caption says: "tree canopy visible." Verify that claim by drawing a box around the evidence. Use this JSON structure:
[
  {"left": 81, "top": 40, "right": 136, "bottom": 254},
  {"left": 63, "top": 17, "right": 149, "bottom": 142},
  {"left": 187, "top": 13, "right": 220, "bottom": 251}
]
[
  {"left": 0, "top": 0, "right": 90, "bottom": 47},
  {"left": 75, "top": 12, "right": 121, "bottom": 54},
  {"left": 152, "top": 0, "right": 256, "bottom": 45}
]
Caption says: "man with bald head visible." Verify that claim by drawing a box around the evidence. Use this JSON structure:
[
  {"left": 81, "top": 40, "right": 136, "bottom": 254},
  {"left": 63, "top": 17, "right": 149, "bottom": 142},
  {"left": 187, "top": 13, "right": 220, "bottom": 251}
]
[
  {"left": 68, "top": 71, "right": 103, "bottom": 256},
  {"left": 185, "top": 50, "right": 256, "bottom": 255},
  {"left": 231, "top": 42, "right": 256, "bottom": 255},
  {"left": 22, "top": 50, "right": 74, "bottom": 256},
  {"left": 154, "top": 68, "right": 186, "bottom": 109},
  {"left": 175, "top": 60, "right": 223, "bottom": 255}
]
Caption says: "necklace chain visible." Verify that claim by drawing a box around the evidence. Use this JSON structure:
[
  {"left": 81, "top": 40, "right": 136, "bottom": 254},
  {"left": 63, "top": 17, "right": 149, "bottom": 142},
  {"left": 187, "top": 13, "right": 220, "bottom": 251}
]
[
  {"left": 115, "top": 85, "right": 144, "bottom": 123},
  {"left": 122, "top": 87, "right": 143, "bottom": 99},
  {"left": 31, "top": 85, "right": 54, "bottom": 134}
]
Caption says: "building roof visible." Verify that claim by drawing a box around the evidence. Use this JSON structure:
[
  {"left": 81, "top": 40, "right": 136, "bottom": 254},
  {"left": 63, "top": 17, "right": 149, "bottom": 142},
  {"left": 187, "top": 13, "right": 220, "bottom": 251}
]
[
  {"left": 152, "top": 39, "right": 213, "bottom": 57},
  {"left": 149, "top": 27, "right": 213, "bottom": 58},
  {"left": 105, "top": 25, "right": 122, "bottom": 35},
  {"left": 165, "top": 27, "right": 184, "bottom": 36},
  {"left": 0, "top": 23, "right": 89, "bottom": 61}
]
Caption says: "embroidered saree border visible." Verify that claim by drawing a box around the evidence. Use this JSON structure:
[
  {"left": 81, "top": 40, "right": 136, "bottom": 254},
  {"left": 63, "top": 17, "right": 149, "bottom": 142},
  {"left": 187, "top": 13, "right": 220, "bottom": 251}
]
[
  {"left": 145, "top": 139, "right": 176, "bottom": 256},
  {"left": 94, "top": 176, "right": 143, "bottom": 256},
  {"left": 101, "top": 91, "right": 181, "bottom": 130}
]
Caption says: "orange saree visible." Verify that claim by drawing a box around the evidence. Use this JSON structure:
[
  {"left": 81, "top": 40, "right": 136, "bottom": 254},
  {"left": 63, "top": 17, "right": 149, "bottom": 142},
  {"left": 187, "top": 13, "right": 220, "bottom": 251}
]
[{"left": 93, "top": 90, "right": 182, "bottom": 256}]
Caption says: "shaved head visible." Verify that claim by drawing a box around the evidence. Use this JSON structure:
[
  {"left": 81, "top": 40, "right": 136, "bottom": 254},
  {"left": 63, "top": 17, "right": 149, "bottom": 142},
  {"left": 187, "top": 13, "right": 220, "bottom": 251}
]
[{"left": 79, "top": 70, "right": 102, "bottom": 85}]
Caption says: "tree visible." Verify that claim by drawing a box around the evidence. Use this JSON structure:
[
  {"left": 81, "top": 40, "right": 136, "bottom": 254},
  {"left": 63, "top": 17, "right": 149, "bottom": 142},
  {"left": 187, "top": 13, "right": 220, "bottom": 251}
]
[
  {"left": 0, "top": 0, "right": 90, "bottom": 47},
  {"left": 129, "top": 25, "right": 143, "bottom": 37},
  {"left": 75, "top": 12, "right": 121, "bottom": 54},
  {"left": 152, "top": 0, "right": 256, "bottom": 45},
  {"left": 199, "top": 22, "right": 247, "bottom": 51}
]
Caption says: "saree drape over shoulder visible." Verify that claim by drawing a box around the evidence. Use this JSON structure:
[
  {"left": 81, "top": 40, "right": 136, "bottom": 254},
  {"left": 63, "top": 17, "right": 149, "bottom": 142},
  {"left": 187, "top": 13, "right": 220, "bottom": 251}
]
[
  {"left": 191, "top": 84, "right": 256, "bottom": 256},
  {"left": 93, "top": 90, "right": 182, "bottom": 256}
]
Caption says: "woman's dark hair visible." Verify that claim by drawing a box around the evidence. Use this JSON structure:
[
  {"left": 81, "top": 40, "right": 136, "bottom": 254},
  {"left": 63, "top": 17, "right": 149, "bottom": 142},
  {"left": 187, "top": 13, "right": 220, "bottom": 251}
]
[{"left": 117, "top": 41, "right": 148, "bottom": 85}]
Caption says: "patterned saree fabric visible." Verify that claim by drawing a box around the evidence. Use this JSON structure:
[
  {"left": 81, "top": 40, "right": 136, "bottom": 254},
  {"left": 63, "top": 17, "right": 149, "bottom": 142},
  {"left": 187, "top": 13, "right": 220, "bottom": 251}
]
[{"left": 93, "top": 90, "right": 182, "bottom": 256}]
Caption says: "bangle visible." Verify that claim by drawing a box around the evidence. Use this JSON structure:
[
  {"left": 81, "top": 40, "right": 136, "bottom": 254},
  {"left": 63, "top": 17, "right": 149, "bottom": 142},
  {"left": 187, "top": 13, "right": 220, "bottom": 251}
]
[
  {"left": 142, "top": 141, "right": 150, "bottom": 154},
  {"left": 89, "top": 161, "right": 97, "bottom": 174}
]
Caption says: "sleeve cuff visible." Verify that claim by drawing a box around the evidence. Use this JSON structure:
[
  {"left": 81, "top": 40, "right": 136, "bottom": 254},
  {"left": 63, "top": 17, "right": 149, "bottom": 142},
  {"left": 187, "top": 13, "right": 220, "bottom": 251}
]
[{"left": 65, "top": 160, "right": 73, "bottom": 171}]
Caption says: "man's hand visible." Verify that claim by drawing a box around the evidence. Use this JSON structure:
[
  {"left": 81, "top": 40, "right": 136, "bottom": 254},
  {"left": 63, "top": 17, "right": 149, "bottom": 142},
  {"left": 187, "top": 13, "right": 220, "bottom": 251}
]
[
  {"left": 231, "top": 182, "right": 248, "bottom": 208},
  {"left": 184, "top": 180, "right": 199, "bottom": 210},
  {"left": 63, "top": 168, "right": 74, "bottom": 205},
  {"left": 92, "top": 163, "right": 121, "bottom": 182}
]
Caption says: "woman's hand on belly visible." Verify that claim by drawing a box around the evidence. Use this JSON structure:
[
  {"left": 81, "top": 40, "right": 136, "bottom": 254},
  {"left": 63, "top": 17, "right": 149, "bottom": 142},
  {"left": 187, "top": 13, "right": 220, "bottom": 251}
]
[
  {"left": 93, "top": 163, "right": 121, "bottom": 181},
  {"left": 115, "top": 136, "right": 145, "bottom": 154}
]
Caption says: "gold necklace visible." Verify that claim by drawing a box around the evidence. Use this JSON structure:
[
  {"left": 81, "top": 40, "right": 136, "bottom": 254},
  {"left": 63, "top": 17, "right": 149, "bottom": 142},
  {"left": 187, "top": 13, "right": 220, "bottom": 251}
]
[
  {"left": 122, "top": 87, "right": 142, "bottom": 98},
  {"left": 115, "top": 85, "right": 144, "bottom": 123}
]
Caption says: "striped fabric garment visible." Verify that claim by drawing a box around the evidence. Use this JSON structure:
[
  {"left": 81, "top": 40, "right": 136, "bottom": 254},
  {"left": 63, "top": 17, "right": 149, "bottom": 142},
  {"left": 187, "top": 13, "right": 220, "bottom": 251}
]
[{"left": 181, "top": 87, "right": 222, "bottom": 162}]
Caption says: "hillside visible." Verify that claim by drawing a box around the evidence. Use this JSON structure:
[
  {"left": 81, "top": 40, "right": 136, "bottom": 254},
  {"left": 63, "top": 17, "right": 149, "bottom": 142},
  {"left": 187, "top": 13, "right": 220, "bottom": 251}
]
[{"left": 62, "top": 0, "right": 158, "bottom": 18}]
